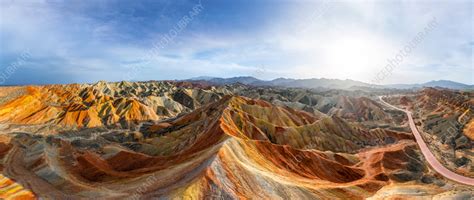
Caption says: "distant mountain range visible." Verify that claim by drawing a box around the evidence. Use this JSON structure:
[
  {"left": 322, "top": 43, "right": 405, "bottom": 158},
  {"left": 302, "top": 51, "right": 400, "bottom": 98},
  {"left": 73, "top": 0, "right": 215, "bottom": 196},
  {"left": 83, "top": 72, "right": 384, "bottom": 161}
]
[
  {"left": 187, "top": 76, "right": 473, "bottom": 90},
  {"left": 385, "top": 80, "right": 473, "bottom": 90}
]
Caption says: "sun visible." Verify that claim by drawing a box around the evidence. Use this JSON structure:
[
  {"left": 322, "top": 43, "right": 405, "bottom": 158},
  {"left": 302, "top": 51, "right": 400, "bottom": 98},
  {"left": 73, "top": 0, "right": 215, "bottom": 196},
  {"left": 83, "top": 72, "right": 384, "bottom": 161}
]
[{"left": 321, "top": 35, "right": 389, "bottom": 81}]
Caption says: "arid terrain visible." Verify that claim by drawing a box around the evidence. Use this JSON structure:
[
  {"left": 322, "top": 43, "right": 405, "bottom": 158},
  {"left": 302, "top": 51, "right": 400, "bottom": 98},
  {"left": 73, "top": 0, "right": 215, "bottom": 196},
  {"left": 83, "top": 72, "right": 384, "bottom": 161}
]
[
  {"left": 0, "top": 81, "right": 472, "bottom": 199},
  {"left": 1, "top": 0, "right": 472, "bottom": 199},
  {"left": 385, "top": 88, "right": 473, "bottom": 178}
]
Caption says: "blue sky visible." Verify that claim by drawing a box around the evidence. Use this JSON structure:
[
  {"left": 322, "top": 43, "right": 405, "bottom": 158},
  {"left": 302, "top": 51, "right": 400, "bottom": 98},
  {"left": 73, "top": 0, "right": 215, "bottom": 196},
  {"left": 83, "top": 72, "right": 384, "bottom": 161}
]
[{"left": 0, "top": 0, "right": 472, "bottom": 85}]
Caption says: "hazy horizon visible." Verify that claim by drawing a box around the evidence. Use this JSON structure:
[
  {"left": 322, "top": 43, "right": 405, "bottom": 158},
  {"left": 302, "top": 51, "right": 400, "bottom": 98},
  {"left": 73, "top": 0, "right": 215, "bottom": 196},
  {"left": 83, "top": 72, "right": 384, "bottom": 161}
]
[
  {"left": 1, "top": 0, "right": 472, "bottom": 85},
  {"left": 0, "top": 75, "right": 471, "bottom": 87}
]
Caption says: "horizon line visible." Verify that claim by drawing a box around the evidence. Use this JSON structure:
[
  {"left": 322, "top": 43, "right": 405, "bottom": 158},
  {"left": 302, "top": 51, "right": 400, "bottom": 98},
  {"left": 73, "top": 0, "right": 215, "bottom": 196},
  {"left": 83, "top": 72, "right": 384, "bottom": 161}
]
[{"left": 0, "top": 76, "right": 472, "bottom": 87}]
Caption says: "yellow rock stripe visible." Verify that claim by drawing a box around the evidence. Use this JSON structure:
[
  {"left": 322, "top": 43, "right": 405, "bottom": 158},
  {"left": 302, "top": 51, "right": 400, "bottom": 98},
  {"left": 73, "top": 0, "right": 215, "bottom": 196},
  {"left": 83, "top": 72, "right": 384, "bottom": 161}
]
[{"left": 0, "top": 174, "right": 35, "bottom": 200}]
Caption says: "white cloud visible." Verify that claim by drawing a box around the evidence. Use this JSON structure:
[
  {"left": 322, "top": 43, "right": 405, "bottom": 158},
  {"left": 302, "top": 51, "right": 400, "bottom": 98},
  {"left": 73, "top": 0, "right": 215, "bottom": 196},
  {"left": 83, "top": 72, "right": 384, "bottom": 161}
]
[{"left": 0, "top": 0, "right": 472, "bottom": 84}]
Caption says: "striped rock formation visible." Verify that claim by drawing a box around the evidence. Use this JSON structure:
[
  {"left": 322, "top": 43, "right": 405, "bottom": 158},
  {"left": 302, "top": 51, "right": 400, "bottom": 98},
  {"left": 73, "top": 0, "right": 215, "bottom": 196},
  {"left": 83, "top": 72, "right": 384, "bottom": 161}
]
[{"left": 0, "top": 82, "right": 471, "bottom": 199}]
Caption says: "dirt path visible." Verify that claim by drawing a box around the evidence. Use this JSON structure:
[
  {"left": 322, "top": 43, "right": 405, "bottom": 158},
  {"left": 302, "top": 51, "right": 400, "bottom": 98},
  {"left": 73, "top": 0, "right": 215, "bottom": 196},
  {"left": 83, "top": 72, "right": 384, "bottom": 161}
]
[{"left": 379, "top": 96, "right": 474, "bottom": 186}]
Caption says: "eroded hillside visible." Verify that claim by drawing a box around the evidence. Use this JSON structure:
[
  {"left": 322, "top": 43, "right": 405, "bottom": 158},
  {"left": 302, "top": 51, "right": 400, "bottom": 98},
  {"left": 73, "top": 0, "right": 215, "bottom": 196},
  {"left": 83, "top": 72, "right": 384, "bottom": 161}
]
[
  {"left": 0, "top": 82, "right": 472, "bottom": 199},
  {"left": 388, "top": 88, "right": 473, "bottom": 177}
]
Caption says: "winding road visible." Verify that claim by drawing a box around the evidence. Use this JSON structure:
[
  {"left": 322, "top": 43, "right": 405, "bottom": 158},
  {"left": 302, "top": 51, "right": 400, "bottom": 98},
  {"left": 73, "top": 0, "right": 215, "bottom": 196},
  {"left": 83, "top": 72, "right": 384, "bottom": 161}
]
[{"left": 379, "top": 96, "right": 474, "bottom": 186}]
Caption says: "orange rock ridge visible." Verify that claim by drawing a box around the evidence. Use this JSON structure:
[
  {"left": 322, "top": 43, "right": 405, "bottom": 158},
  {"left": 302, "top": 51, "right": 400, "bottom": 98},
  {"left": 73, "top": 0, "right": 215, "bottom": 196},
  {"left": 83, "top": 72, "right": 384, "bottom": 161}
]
[{"left": 0, "top": 83, "right": 470, "bottom": 199}]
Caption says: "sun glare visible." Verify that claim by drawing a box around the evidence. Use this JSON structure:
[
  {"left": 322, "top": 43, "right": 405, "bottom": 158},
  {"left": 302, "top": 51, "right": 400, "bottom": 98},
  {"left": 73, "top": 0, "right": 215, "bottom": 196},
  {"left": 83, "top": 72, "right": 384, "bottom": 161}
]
[{"left": 322, "top": 36, "right": 386, "bottom": 80}]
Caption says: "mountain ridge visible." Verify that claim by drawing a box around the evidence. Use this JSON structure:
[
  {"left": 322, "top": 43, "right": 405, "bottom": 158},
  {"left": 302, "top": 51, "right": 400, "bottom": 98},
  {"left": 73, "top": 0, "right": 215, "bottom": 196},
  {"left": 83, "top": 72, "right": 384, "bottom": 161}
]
[
  {"left": 0, "top": 81, "right": 472, "bottom": 199},
  {"left": 188, "top": 76, "right": 473, "bottom": 90}
]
